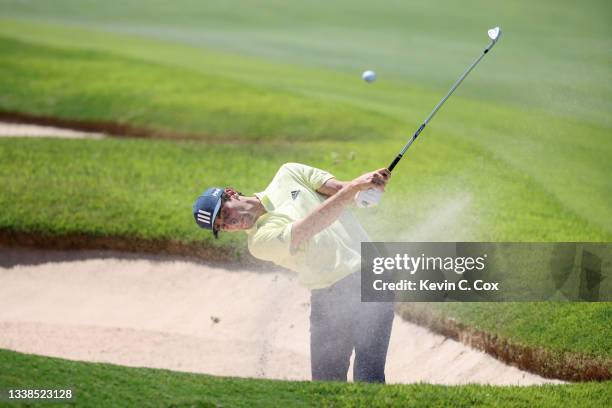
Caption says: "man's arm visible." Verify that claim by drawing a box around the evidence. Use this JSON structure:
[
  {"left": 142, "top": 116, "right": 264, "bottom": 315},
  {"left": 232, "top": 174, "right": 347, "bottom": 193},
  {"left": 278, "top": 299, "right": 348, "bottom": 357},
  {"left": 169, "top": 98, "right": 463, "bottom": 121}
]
[
  {"left": 291, "top": 168, "right": 390, "bottom": 252},
  {"left": 316, "top": 178, "right": 349, "bottom": 197}
]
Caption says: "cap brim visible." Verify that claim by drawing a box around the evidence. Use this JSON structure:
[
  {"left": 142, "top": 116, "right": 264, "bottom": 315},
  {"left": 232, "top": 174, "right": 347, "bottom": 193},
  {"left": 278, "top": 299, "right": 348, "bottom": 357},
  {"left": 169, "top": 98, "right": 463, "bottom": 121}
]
[{"left": 211, "top": 196, "right": 223, "bottom": 239}]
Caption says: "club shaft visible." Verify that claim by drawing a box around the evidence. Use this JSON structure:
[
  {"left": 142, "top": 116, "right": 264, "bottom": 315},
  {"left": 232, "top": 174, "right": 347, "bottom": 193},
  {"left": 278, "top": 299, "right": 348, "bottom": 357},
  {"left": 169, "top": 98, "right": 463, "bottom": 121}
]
[
  {"left": 424, "top": 48, "right": 489, "bottom": 126},
  {"left": 388, "top": 39, "right": 496, "bottom": 172}
]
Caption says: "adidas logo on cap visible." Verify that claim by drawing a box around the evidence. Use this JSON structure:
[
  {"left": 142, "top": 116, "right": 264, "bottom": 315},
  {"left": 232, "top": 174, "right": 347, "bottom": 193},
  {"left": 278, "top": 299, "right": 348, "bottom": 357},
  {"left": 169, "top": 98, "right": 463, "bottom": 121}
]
[{"left": 197, "top": 209, "right": 211, "bottom": 224}]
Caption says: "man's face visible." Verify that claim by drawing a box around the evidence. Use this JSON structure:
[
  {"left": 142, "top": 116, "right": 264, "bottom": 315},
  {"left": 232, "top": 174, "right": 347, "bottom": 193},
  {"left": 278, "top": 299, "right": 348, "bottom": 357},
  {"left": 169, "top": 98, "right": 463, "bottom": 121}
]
[{"left": 214, "top": 193, "right": 257, "bottom": 233}]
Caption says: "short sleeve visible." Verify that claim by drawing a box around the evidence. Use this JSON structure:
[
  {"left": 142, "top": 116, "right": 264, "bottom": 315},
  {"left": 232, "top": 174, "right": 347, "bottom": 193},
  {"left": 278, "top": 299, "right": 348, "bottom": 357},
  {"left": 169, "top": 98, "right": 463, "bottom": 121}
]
[
  {"left": 248, "top": 216, "right": 296, "bottom": 263},
  {"left": 281, "top": 163, "right": 335, "bottom": 191}
]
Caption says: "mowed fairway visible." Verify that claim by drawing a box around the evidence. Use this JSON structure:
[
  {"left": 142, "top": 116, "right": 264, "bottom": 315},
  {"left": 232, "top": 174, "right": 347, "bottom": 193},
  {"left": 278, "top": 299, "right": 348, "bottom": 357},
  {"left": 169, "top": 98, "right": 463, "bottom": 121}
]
[{"left": 0, "top": 0, "right": 611, "bottom": 399}]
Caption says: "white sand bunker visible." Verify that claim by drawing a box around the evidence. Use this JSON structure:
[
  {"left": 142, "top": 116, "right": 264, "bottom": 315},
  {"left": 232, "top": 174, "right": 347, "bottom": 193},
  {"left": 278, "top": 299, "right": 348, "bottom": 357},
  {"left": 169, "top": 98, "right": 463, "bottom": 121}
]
[
  {"left": 0, "top": 122, "right": 104, "bottom": 139},
  {"left": 0, "top": 248, "right": 562, "bottom": 385}
]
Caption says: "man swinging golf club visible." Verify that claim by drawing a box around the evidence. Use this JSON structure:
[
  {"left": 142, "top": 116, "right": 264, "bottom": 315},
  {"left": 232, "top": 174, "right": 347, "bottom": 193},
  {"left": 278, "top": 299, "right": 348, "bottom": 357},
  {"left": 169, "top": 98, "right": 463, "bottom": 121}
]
[
  {"left": 193, "top": 26, "right": 502, "bottom": 382},
  {"left": 193, "top": 163, "right": 394, "bottom": 382}
]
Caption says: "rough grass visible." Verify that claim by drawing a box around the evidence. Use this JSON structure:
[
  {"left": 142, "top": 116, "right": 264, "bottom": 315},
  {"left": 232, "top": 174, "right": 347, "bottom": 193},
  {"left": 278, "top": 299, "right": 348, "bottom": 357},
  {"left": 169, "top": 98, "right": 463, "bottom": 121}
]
[
  {"left": 1, "top": 138, "right": 609, "bottom": 245},
  {"left": 398, "top": 303, "right": 612, "bottom": 381},
  {"left": 422, "top": 303, "right": 612, "bottom": 359},
  {"left": 0, "top": 349, "right": 610, "bottom": 408}
]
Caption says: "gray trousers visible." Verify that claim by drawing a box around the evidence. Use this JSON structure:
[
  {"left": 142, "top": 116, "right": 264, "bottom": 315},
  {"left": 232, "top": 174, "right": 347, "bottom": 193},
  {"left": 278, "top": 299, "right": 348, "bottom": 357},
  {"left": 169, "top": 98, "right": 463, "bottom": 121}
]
[{"left": 310, "top": 272, "right": 395, "bottom": 383}]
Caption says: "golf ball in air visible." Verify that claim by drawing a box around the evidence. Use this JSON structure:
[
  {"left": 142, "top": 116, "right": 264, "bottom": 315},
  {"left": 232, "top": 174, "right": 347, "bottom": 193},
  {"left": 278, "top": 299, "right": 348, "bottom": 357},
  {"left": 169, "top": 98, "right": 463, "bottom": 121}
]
[{"left": 362, "top": 70, "right": 376, "bottom": 83}]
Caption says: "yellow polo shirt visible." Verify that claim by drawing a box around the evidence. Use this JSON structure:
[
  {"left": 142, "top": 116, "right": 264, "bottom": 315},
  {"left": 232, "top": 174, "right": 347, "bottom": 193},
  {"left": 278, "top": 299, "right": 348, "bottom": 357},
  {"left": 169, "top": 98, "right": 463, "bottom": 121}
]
[{"left": 247, "top": 163, "right": 368, "bottom": 289}]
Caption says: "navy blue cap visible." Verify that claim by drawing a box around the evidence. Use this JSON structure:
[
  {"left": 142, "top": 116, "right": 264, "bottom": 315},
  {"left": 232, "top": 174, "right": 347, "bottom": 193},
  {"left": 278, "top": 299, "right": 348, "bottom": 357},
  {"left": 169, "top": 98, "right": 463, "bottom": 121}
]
[{"left": 193, "top": 187, "right": 224, "bottom": 238}]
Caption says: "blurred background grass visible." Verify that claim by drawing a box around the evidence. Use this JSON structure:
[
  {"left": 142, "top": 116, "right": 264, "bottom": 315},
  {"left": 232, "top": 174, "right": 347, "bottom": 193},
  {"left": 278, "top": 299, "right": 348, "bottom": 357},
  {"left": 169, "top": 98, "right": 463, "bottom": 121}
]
[{"left": 1, "top": 0, "right": 610, "bottom": 235}]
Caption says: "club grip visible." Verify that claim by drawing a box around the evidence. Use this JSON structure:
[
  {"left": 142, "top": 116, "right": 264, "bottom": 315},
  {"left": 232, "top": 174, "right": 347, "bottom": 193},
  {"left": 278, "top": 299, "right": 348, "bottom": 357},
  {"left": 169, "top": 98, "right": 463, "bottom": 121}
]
[{"left": 388, "top": 154, "right": 402, "bottom": 172}]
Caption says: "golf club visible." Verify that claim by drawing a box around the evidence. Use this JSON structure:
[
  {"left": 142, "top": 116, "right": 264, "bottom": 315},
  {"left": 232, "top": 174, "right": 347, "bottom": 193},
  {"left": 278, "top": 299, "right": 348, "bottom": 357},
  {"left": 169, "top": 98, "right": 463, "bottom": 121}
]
[{"left": 356, "top": 26, "right": 502, "bottom": 208}]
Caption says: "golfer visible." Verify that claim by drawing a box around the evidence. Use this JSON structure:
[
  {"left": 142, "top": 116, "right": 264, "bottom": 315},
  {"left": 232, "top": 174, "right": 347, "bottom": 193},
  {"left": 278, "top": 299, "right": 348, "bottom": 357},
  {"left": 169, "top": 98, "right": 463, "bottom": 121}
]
[{"left": 193, "top": 163, "right": 394, "bottom": 383}]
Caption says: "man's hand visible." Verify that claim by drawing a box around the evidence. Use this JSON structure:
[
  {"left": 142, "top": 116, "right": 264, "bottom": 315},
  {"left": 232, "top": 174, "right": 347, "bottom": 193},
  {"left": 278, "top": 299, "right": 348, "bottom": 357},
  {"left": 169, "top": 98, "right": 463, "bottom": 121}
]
[
  {"left": 349, "top": 168, "right": 391, "bottom": 192},
  {"left": 291, "top": 168, "right": 391, "bottom": 252}
]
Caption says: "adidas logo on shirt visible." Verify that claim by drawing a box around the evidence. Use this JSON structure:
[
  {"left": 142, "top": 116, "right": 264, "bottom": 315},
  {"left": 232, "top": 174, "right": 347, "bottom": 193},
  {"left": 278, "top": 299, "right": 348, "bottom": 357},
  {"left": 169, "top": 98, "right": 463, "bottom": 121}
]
[{"left": 291, "top": 190, "right": 300, "bottom": 200}]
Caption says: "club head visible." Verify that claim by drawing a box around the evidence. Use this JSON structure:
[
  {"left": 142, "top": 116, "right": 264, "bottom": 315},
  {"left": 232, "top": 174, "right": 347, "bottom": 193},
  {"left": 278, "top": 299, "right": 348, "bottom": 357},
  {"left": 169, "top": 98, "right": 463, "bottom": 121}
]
[{"left": 487, "top": 26, "right": 501, "bottom": 42}]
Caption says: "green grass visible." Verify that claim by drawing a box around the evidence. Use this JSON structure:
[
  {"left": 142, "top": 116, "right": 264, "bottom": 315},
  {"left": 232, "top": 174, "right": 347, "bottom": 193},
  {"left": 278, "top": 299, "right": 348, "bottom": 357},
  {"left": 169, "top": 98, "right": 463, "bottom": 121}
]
[
  {"left": 416, "top": 303, "right": 612, "bottom": 360},
  {"left": 1, "top": 137, "right": 609, "bottom": 245},
  {"left": 0, "top": 37, "right": 399, "bottom": 142},
  {"left": 1, "top": 0, "right": 610, "bottom": 128},
  {"left": 0, "top": 349, "right": 610, "bottom": 407},
  {"left": 0, "top": 32, "right": 610, "bottom": 237},
  {"left": 0, "top": 1, "right": 610, "bottom": 232}
]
